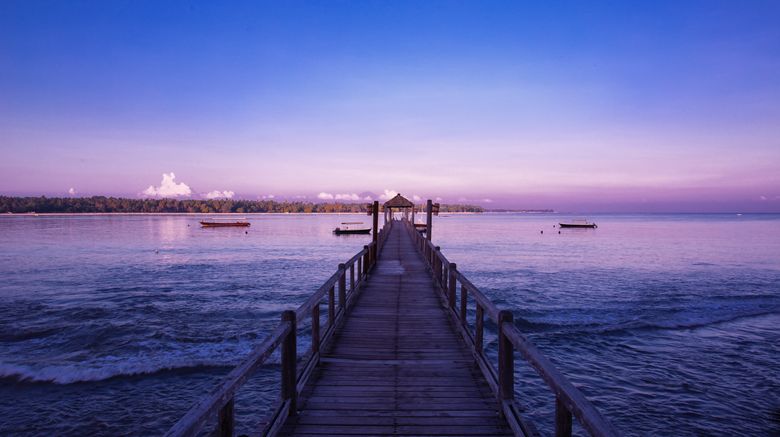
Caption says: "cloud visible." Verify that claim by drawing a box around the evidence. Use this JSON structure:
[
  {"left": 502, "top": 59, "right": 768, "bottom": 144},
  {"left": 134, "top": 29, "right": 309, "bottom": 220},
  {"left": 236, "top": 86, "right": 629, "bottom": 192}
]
[
  {"left": 335, "top": 193, "right": 362, "bottom": 201},
  {"left": 435, "top": 197, "right": 442, "bottom": 202},
  {"left": 379, "top": 189, "right": 399, "bottom": 200},
  {"left": 759, "top": 195, "right": 767, "bottom": 201},
  {"left": 205, "top": 190, "right": 235, "bottom": 199},
  {"left": 143, "top": 173, "right": 192, "bottom": 198},
  {"left": 482, "top": 198, "right": 493, "bottom": 203},
  {"left": 412, "top": 195, "right": 422, "bottom": 202},
  {"left": 68, "top": 187, "right": 76, "bottom": 195},
  {"left": 318, "top": 192, "right": 372, "bottom": 201}
]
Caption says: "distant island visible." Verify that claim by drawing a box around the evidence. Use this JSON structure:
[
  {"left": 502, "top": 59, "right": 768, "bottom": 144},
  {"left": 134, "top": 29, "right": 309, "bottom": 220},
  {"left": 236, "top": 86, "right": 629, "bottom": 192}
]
[{"left": 0, "top": 196, "right": 485, "bottom": 214}]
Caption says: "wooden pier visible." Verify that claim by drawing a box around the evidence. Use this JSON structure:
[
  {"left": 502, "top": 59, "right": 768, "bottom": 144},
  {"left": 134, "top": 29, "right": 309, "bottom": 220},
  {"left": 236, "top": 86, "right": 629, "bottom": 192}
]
[{"left": 166, "top": 198, "right": 620, "bottom": 437}]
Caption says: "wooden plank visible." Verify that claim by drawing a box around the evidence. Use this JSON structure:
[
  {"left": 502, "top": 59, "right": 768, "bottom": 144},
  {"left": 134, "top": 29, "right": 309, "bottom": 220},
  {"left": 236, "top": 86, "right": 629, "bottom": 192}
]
[{"left": 279, "top": 223, "right": 511, "bottom": 437}]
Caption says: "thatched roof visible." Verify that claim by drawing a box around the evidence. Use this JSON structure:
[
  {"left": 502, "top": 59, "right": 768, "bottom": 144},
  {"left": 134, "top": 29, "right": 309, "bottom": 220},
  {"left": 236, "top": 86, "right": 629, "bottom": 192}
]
[{"left": 383, "top": 194, "right": 414, "bottom": 208}]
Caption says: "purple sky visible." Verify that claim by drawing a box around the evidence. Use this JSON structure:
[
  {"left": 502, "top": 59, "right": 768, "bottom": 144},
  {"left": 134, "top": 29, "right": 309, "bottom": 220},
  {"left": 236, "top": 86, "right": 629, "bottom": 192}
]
[{"left": 1, "top": 1, "right": 779, "bottom": 212}]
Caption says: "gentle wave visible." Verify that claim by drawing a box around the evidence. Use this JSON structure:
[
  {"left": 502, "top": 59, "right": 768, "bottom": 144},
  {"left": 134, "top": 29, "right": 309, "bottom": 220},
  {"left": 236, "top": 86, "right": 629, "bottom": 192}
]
[
  {"left": 0, "top": 361, "right": 224, "bottom": 384},
  {"left": 514, "top": 307, "right": 780, "bottom": 335},
  {"left": 0, "top": 344, "right": 288, "bottom": 384}
]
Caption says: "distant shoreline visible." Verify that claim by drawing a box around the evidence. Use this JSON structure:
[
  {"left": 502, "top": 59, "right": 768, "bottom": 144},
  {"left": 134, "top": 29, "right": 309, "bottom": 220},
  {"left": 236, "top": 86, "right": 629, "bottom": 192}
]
[{"left": 0, "top": 196, "right": 485, "bottom": 214}]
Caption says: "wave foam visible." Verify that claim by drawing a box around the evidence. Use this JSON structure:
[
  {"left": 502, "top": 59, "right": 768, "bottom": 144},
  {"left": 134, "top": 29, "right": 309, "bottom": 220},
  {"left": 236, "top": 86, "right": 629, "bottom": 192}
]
[{"left": 0, "top": 341, "right": 288, "bottom": 384}]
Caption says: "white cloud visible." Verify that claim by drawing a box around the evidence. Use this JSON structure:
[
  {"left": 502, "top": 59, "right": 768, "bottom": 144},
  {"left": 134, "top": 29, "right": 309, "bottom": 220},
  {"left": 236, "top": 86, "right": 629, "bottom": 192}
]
[
  {"left": 317, "top": 192, "right": 334, "bottom": 200},
  {"left": 759, "top": 195, "right": 767, "bottom": 201},
  {"left": 482, "top": 198, "right": 493, "bottom": 203},
  {"left": 68, "top": 187, "right": 76, "bottom": 195},
  {"left": 205, "top": 190, "right": 235, "bottom": 199},
  {"left": 435, "top": 197, "right": 442, "bottom": 202},
  {"left": 335, "top": 193, "right": 361, "bottom": 201},
  {"left": 143, "top": 173, "right": 192, "bottom": 198},
  {"left": 412, "top": 195, "right": 422, "bottom": 202},
  {"left": 378, "top": 189, "right": 399, "bottom": 200}
]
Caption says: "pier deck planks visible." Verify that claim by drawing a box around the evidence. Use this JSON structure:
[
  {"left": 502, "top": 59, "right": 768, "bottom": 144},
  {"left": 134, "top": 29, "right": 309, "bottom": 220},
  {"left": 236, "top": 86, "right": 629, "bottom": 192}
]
[{"left": 279, "top": 224, "right": 512, "bottom": 436}]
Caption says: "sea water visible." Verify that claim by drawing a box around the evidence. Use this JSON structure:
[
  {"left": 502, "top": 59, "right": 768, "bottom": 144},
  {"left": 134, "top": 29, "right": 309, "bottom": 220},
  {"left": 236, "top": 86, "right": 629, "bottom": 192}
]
[{"left": 0, "top": 213, "right": 778, "bottom": 435}]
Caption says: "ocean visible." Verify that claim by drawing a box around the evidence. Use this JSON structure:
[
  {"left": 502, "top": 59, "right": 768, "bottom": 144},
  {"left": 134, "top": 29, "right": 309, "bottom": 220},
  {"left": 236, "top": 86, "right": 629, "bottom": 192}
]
[{"left": 1, "top": 213, "right": 778, "bottom": 436}]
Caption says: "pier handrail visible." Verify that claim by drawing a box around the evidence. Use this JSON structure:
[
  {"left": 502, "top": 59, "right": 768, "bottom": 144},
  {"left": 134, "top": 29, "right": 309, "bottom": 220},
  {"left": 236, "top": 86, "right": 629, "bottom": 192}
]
[
  {"left": 165, "top": 221, "right": 393, "bottom": 437},
  {"left": 402, "top": 218, "right": 620, "bottom": 437}
]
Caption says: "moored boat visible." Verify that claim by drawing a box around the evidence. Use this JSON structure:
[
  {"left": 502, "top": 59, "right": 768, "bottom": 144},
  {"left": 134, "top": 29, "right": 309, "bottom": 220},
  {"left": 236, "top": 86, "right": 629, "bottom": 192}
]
[
  {"left": 333, "top": 222, "right": 371, "bottom": 235},
  {"left": 200, "top": 218, "right": 250, "bottom": 227},
  {"left": 558, "top": 219, "right": 597, "bottom": 228}
]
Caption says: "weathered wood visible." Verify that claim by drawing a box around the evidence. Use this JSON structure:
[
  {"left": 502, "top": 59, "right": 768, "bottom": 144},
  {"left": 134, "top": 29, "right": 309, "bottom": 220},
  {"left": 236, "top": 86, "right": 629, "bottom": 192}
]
[
  {"left": 164, "top": 322, "right": 291, "bottom": 437},
  {"left": 434, "top": 246, "right": 442, "bottom": 288},
  {"left": 372, "top": 201, "right": 379, "bottom": 261},
  {"left": 280, "top": 221, "right": 509, "bottom": 436},
  {"left": 217, "top": 397, "right": 233, "bottom": 437},
  {"left": 556, "top": 395, "right": 573, "bottom": 437},
  {"left": 448, "top": 263, "right": 457, "bottom": 309},
  {"left": 475, "top": 304, "right": 484, "bottom": 353},
  {"left": 169, "top": 216, "right": 619, "bottom": 437},
  {"left": 426, "top": 199, "right": 433, "bottom": 241},
  {"left": 294, "top": 272, "right": 339, "bottom": 323},
  {"left": 498, "top": 310, "right": 514, "bottom": 404},
  {"left": 460, "top": 283, "right": 468, "bottom": 323},
  {"left": 349, "top": 263, "right": 354, "bottom": 291},
  {"left": 502, "top": 324, "right": 620, "bottom": 437},
  {"left": 311, "top": 304, "right": 320, "bottom": 355},
  {"left": 456, "top": 273, "right": 500, "bottom": 322},
  {"left": 327, "top": 286, "right": 335, "bottom": 327},
  {"left": 337, "top": 264, "right": 346, "bottom": 310},
  {"left": 281, "top": 310, "right": 297, "bottom": 417}
]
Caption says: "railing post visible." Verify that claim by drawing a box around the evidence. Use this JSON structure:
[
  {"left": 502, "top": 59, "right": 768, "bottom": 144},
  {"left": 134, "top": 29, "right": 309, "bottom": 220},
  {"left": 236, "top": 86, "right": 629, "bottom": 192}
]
[
  {"left": 372, "top": 201, "right": 379, "bottom": 261},
  {"left": 327, "top": 285, "right": 335, "bottom": 327},
  {"left": 555, "top": 395, "right": 573, "bottom": 437},
  {"left": 498, "top": 310, "right": 514, "bottom": 404},
  {"left": 357, "top": 256, "right": 362, "bottom": 282},
  {"left": 338, "top": 264, "right": 347, "bottom": 311},
  {"left": 281, "top": 310, "right": 297, "bottom": 416},
  {"left": 460, "top": 284, "right": 468, "bottom": 323},
  {"left": 448, "top": 263, "right": 457, "bottom": 309},
  {"left": 311, "top": 304, "right": 320, "bottom": 356},
  {"left": 475, "top": 304, "right": 484, "bottom": 352},
  {"left": 217, "top": 397, "right": 234, "bottom": 437},
  {"left": 350, "top": 263, "right": 355, "bottom": 291},
  {"left": 363, "top": 245, "right": 369, "bottom": 276},
  {"left": 426, "top": 199, "right": 433, "bottom": 241},
  {"left": 434, "top": 247, "right": 442, "bottom": 288}
]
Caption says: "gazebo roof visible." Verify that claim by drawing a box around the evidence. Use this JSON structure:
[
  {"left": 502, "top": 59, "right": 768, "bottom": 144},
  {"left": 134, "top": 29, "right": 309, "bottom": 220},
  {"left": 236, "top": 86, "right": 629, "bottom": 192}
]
[{"left": 383, "top": 194, "right": 414, "bottom": 208}]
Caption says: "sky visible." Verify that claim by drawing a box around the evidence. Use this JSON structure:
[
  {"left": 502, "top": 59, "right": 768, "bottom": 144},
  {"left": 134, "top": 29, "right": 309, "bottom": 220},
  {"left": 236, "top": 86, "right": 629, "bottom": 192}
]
[{"left": 1, "top": 1, "right": 779, "bottom": 212}]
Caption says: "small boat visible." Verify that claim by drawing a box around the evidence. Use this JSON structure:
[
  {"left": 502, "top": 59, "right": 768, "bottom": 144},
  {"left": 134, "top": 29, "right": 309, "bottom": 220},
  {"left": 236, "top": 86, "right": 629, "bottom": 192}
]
[
  {"left": 558, "top": 219, "right": 597, "bottom": 229},
  {"left": 333, "top": 222, "right": 371, "bottom": 235},
  {"left": 200, "top": 218, "right": 250, "bottom": 227}
]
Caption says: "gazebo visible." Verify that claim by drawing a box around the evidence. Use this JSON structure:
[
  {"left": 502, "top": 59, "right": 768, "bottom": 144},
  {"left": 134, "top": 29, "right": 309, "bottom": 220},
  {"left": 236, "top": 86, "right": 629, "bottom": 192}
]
[{"left": 383, "top": 194, "right": 415, "bottom": 223}]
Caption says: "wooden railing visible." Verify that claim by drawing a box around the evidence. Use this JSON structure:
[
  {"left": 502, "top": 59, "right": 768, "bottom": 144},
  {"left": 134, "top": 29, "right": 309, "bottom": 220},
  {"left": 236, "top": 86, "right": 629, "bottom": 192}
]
[
  {"left": 402, "top": 218, "right": 620, "bottom": 437},
  {"left": 165, "top": 221, "right": 393, "bottom": 437}
]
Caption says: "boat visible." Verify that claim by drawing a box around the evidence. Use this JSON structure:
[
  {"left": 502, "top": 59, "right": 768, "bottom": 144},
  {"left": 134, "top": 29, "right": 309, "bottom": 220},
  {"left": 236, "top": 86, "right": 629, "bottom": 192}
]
[
  {"left": 333, "top": 222, "right": 371, "bottom": 235},
  {"left": 200, "top": 218, "right": 251, "bottom": 227},
  {"left": 558, "top": 219, "right": 597, "bottom": 229}
]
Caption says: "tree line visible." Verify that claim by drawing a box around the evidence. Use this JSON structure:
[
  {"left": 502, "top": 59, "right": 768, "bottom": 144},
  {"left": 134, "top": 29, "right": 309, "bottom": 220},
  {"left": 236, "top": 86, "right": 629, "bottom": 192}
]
[{"left": 0, "top": 196, "right": 484, "bottom": 214}]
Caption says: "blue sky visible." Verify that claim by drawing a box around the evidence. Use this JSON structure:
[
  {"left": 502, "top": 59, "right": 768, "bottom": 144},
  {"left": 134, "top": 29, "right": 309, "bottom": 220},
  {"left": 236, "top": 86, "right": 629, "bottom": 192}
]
[{"left": 1, "top": 1, "right": 779, "bottom": 211}]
